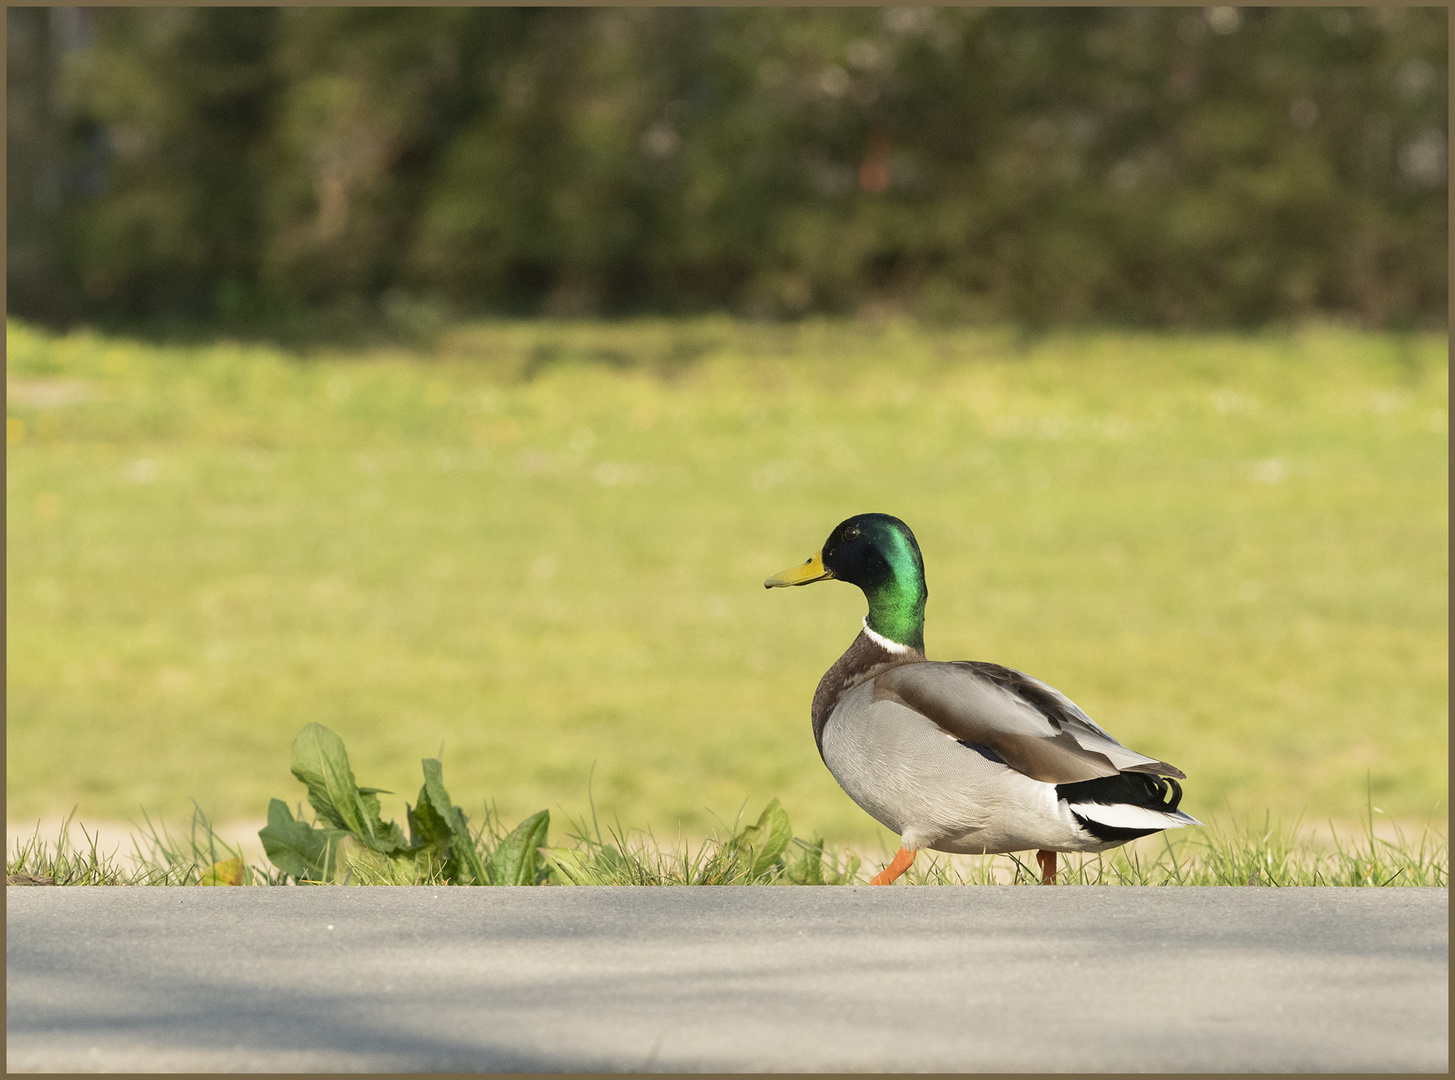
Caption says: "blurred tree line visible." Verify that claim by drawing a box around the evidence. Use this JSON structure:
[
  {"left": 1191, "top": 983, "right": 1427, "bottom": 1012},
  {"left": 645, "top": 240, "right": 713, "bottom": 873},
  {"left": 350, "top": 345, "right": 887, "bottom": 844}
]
[{"left": 7, "top": 6, "right": 1447, "bottom": 332}]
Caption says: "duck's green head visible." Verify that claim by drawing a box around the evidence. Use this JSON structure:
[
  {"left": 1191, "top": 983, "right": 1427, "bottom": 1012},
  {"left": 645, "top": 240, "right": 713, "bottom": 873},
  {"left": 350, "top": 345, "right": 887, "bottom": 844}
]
[{"left": 765, "top": 513, "right": 927, "bottom": 653}]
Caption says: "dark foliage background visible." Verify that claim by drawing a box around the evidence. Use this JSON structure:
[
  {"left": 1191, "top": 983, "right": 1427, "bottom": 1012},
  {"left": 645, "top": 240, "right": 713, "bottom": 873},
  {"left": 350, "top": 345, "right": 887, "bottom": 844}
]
[{"left": 7, "top": 6, "right": 1448, "bottom": 331}]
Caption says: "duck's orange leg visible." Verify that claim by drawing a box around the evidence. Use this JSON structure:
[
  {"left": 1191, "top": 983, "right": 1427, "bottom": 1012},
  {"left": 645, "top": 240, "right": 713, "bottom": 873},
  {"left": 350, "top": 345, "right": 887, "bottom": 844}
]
[
  {"left": 1036, "top": 849, "right": 1058, "bottom": 885},
  {"left": 870, "top": 846, "right": 917, "bottom": 885}
]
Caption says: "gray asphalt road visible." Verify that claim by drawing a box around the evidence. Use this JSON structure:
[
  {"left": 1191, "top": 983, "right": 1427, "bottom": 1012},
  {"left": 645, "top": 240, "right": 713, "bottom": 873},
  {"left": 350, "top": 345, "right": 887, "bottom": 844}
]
[{"left": 7, "top": 886, "right": 1447, "bottom": 1073}]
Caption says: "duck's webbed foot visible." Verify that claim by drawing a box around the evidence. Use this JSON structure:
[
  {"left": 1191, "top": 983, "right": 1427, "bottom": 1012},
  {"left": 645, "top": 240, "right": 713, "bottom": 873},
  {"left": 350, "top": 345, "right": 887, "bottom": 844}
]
[
  {"left": 870, "top": 846, "right": 917, "bottom": 885},
  {"left": 1036, "top": 849, "right": 1058, "bottom": 885}
]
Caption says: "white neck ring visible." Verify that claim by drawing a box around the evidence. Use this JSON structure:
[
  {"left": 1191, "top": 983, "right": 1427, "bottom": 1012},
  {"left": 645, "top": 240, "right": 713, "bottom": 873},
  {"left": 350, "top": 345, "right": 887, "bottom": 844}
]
[{"left": 862, "top": 619, "right": 912, "bottom": 654}]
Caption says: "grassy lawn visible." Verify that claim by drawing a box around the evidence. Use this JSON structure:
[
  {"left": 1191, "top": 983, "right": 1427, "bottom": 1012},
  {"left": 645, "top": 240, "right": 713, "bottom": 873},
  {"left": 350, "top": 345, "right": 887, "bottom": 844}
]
[{"left": 6, "top": 317, "right": 1447, "bottom": 857}]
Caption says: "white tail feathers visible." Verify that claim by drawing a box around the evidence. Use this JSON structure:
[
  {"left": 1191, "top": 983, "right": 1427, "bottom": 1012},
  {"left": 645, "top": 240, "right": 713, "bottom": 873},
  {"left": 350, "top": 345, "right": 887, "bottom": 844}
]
[{"left": 1068, "top": 802, "right": 1203, "bottom": 831}]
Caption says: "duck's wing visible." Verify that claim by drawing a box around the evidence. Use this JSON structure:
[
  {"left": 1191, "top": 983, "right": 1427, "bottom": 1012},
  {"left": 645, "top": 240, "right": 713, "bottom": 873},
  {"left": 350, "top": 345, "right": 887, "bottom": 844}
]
[{"left": 871, "top": 660, "right": 1185, "bottom": 785}]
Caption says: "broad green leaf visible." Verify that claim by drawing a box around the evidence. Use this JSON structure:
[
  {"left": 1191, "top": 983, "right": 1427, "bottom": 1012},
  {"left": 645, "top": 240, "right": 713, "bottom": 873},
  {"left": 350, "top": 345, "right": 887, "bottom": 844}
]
[
  {"left": 489, "top": 809, "right": 550, "bottom": 886},
  {"left": 407, "top": 782, "right": 455, "bottom": 851},
  {"left": 289, "top": 723, "right": 406, "bottom": 856},
  {"left": 259, "top": 797, "right": 349, "bottom": 882},
  {"left": 419, "top": 758, "right": 488, "bottom": 885},
  {"left": 264, "top": 797, "right": 294, "bottom": 830},
  {"left": 258, "top": 799, "right": 309, "bottom": 879},
  {"left": 787, "top": 836, "right": 825, "bottom": 885},
  {"left": 740, "top": 798, "right": 792, "bottom": 879},
  {"left": 290, "top": 723, "right": 364, "bottom": 834},
  {"left": 357, "top": 788, "right": 408, "bottom": 855},
  {"left": 198, "top": 856, "right": 245, "bottom": 886},
  {"left": 262, "top": 821, "right": 343, "bottom": 882},
  {"left": 443, "top": 808, "right": 488, "bottom": 885},
  {"left": 537, "top": 845, "right": 593, "bottom": 885}
]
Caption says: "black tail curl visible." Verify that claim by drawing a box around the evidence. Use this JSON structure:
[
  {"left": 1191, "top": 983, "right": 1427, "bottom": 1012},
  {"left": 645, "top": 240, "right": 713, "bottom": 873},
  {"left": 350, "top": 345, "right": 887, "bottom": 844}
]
[
  {"left": 1056, "top": 772, "right": 1185, "bottom": 844},
  {"left": 1056, "top": 771, "right": 1183, "bottom": 811}
]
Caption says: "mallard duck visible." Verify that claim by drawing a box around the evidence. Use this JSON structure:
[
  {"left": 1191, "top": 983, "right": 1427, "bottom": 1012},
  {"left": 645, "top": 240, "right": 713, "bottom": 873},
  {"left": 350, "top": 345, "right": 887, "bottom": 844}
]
[{"left": 766, "top": 513, "right": 1200, "bottom": 885}]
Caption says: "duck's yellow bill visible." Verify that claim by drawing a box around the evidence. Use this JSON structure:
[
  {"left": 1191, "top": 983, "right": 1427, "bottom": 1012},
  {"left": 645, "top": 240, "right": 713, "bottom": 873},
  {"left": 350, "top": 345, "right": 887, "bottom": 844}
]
[{"left": 765, "top": 550, "right": 833, "bottom": 588}]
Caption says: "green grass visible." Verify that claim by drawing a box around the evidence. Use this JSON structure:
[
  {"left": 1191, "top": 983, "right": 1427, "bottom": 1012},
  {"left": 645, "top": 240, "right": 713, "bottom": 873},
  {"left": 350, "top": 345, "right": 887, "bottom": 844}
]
[
  {"left": 6, "top": 804, "right": 260, "bottom": 886},
  {"left": 9, "top": 795, "right": 1446, "bottom": 887},
  {"left": 6, "top": 317, "right": 1448, "bottom": 857}
]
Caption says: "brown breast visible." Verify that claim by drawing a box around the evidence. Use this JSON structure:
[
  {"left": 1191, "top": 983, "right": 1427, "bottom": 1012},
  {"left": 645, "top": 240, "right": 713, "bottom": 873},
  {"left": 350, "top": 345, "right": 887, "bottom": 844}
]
[{"left": 810, "top": 629, "right": 925, "bottom": 759}]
